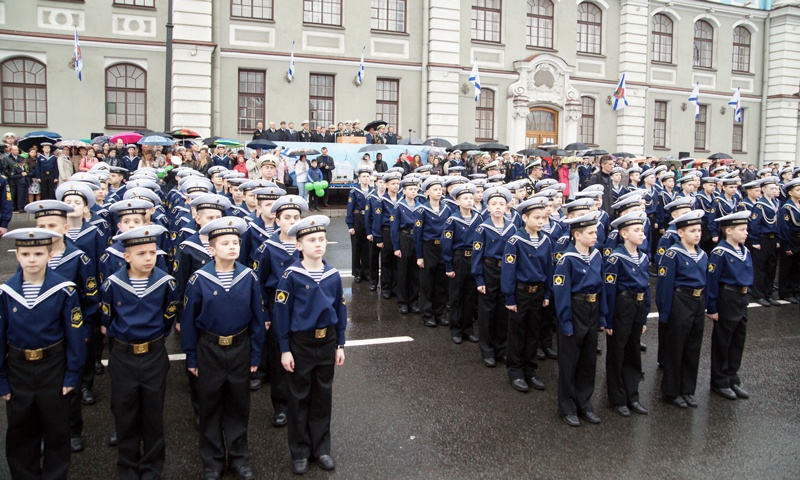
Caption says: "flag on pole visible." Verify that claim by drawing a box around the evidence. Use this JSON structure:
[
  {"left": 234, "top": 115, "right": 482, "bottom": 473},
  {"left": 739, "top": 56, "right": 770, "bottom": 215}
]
[
  {"left": 469, "top": 59, "right": 481, "bottom": 102},
  {"left": 287, "top": 41, "right": 295, "bottom": 82},
  {"left": 73, "top": 26, "right": 83, "bottom": 82},
  {"left": 613, "top": 74, "right": 628, "bottom": 111},
  {"left": 356, "top": 47, "right": 365, "bottom": 85},
  {"left": 689, "top": 82, "right": 700, "bottom": 118},
  {"left": 728, "top": 87, "right": 742, "bottom": 123}
]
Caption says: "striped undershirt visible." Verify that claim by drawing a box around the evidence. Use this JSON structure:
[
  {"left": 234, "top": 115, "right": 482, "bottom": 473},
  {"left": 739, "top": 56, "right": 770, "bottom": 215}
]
[
  {"left": 687, "top": 251, "right": 700, "bottom": 262},
  {"left": 66, "top": 228, "right": 82, "bottom": 242},
  {"left": 307, "top": 269, "right": 325, "bottom": 283},
  {"left": 283, "top": 242, "right": 297, "bottom": 255},
  {"left": 21, "top": 282, "right": 41, "bottom": 307},
  {"left": 579, "top": 253, "right": 592, "bottom": 264},
  {"left": 530, "top": 233, "right": 542, "bottom": 248},
  {"left": 264, "top": 225, "right": 277, "bottom": 237},
  {"left": 48, "top": 254, "right": 63, "bottom": 269},
  {"left": 202, "top": 242, "right": 211, "bottom": 254},
  {"left": 130, "top": 279, "right": 149, "bottom": 297},
  {"left": 217, "top": 271, "right": 234, "bottom": 290}
]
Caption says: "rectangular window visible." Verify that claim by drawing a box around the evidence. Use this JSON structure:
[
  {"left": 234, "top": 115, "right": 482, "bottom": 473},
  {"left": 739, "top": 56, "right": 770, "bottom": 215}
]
[
  {"left": 309, "top": 73, "right": 335, "bottom": 132},
  {"left": 237, "top": 69, "right": 265, "bottom": 133},
  {"left": 527, "top": 0, "right": 554, "bottom": 49},
  {"left": 376, "top": 78, "right": 399, "bottom": 130},
  {"left": 694, "top": 104, "right": 708, "bottom": 150},
  {"left": 231, "top": 0, "right": 273, "bottom": 20},
  {"left": 303, "top": 0, "right": 342, "bottom": 26},
  {"left": 579, "top": 97, "right": 595, "bottom": 145},
  {"left": 471, "top": 0, "right": 502, "bottom": 43},
  {"left": 371, "top": 0, "right": 406, "bottom": 33},
  {"left": 653, "top": 100, "right": 667, "bottom": 148},
  {"left": 113, "top": 0, "right": 155, "bottom": 7},
  {"left": 733, "top": 110, "right": 745, "bottom": 153},
  {"left": 475, "top": 89, "right": 495, "bottom": 141}
]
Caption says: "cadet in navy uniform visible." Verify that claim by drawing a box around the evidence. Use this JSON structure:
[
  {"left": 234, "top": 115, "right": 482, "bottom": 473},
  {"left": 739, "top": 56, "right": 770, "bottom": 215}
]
[
  {"left": 240, "top": 186, "right": 285, "bottom": 268},
  {"left": 749, "top": 176, "right": 781, "bottom": 307},
  {"left": 696, "top": 177, "right": 720, "bottom": 254},
  {"left": 778, "top": 178, "right": 800, "bottom": 302},
  {"left": 173, "top": 195, "right": 231, "bottom": 292},
  {"left": 1, "top": 228, "right": 86, "bottom": 480},
  {"left": 364, "top": 173, "right": 385, "bottom": 292},
  {"left": 655, "top": 197, "right": 695, "bottom": 265},
  {"left": 709, "top": 177, "right": 741, "bottom": 242},
  {"left": 391, "top": 177, "right": 422, "bottom": 314},
  {"left": 603, "top": 212, "right": 651, "bottom": 417},
  {"left": 414, "top": 176, "right": 451, "bottom": 327},
  {"left": 372, "top": 172, "right": 402, "bottom": 298},
  {"left": 501, "top": 197, "right": 552, "bottom": 393},
  {"left": 0, "top": 173, "right": 12, "bottom": 235},
  {"left": 347, "top": 167, "right": 373, "bottom": 283},
  {"left": 442, "top": 183, "right": 480, "bottom": 344},
  {"left": 552, "top": 211, "right": 606, "bottom": 427},
  {"left": 181, "top": 217, "right": 266, "bottom": 480},
  {"left": 707, "top": 211, "right": 754, "bottom": 401},
  {"left": 472, "top": 187, "right": 515, "bottom": 368},
  {"left": 273, "top": 215, "right": 347, "bottom": 475},
  {"left": 122, "top": 145, "right": 140, "bottom": 175},
  {"left": 212, "top": 145, "right": 233, "bottom": 170},
  {"left": 100, "top": 225, "right": 179, "bottom": 479},
  {"left": 36, "top": 142, "right": 59, "bottom": 199},
  {"left": 656, "top": 210, "right": 708, "bottom": 409},
  {"left": 101, "top": 199, "right": 169, "bottom": 284}
]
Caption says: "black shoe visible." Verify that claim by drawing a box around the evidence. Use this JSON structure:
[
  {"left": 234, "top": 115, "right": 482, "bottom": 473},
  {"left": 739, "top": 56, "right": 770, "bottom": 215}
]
[
  {"left": 731, "top": 384, "right": 750, "bottom": 399},
  {"left": 452, "top": 335, "right": 463, "bottom": 344},
  {"left": 756, "top": 298, "right": 771, "bottom": 307},
  {"left": 202, "top": 470, "right": 221, "bottom": 480},
  {"left": 497, "top": 355, "right": 507, "bottom": 364},
  {"left": 613, "top": 405, "right": 630, "bottom": 417},
  {"left": 563, "top": 415, "right": 581, "bottom": 427},
  {"left": 596, "top": 347, "right": 602, "bottom": 355},
  {"left": 664, "top": 395, "right": 687, "bottom": 409},
  {"left": 712, "top": 387, "right": 737, "bottom": 400},
  {"left": 639, "top": 342, "right": 647, "bottom": 352},
  {"left": 410, "top": 305, "right": 421, "bottom": 314},
  {"left": 272, "top": 413, "right": 288, "bottom": 427},
  {"left": 94, "top": 360, "right": 105, "bottom": 375},
  {"left": 353, "top": 276, "right": 362, "bottom": 284},
  {"left": 399, "top": 305, "right": 409, "bottom": 314},
  {"left": 483, "top": 358, "right": 496, "bottom": 368},
  {"left": 511, "top": 378, "right": 530, "bottom": 393},
  {"left": 629, "top": 402, "right": 649, "bottom": 415},
  {"left": 536, "top": 348, "right": 546, "bottom": 360},
  {"left": 782, "top": 296, "right": 799, "bottom": 304},
  {"left": 528, "top": 376, "right": 545, "bottom": 391},
  {"left": 436, "top": 317, "right": 449, "bottom": 326},
  {"left": 291, "top": 458, "right": 309, "bottom": 475},
  {"left": 424, "top": 317, "right": 436, "bottom": 327},
  {"left": 235, "top": 465, "right": 255, "bottom": 480},
  {"left": 80, "top": 388, "right": 96, "bottom": 405},
  {"left": 582, "top": 412, "right": 601, "bottom": 424},
  {"left": 466, "top": 335, "right": 479, "bottom": 343},
  {"left": 767, "top": 297, "right": 781, "bottom": 306},
  {"left": 369, "top": 284, "right": 377, "bottom": 292},
  {"left": 544, "top": 347, "right": 558, "bottom": 359},
  {"left": 381, "top": 290, "right": 391, "bottom": 299},
  {"left": 70, "top": 436, "right": 85, "bottom": 452},
  {"left": 249, "top": 379, "right": 262, "bottom": 391},
  {"left": 317, "top": 455, "right": 335, "bottom": 471},
  {"left": 107, "top": 432, "right": 118, "bottom": 446},
  {"left": 682, "top": 394, "right": 698, "bottom": 408}
]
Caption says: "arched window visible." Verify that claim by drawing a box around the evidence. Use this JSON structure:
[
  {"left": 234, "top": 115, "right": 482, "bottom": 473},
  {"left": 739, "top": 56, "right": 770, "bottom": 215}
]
[
  {"left": 527, "top": 0, "right": 554, "bottom": 49},
  {"left": 651, "top": 14, "right": 674, "bottom": 63},
  {"left": 732, "top": 26, "right": 751, "bottom": 73},
  {"left": 1, "top": 57, "right": 47, "bottom": 126},
  {"left": 577, "top": 2, "right": 602, "bottom": 54},
  {"left": 475, "top": 89, "right": 495, "bottom": 142},
  {"left": 105, "top": 63, "right": 146, "bottom": 128},
  {"left": 693, "top": 20, "right": 714, "bottom": 68},
  {"left": 579, "top": 97, "right": 595, "bottom": 145}
]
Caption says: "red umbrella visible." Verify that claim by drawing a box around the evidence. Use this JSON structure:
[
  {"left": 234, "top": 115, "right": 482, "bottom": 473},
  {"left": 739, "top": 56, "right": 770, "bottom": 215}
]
[
  {"left": 170, "top": 128, "right": 200, "bottom": 139},
  {"left": 109, "top": 132, "right": 143, "bottom": 144}
]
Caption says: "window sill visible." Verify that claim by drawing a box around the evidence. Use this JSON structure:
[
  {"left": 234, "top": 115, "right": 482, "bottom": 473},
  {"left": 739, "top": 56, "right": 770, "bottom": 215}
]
[
  {"left": 577, "top": 52, "right": 606, "bottom": 59},
  {"left": 303, "top": 22, "right": 345, "bottom": 31},
  {"left": 692, "top": 66, "right": 717, "bottom": 73},
  {"left": 651, "top": 61, "right": 677, "bottom": 67},
  {"left": 371, "top": 29, "right": 409, "bottom": 37},
  {"left": 471, "top": 40, "right": 505, "bottom": 47},
  {"left": 526, "top": 46, "right": 558, "bottom": 53},
  {"left": 3, "top": 123, "right": 47, "bottom": 128},
  {"left": 732, "top": 70, "right": 755, "bottom": 76},
  {"left": 475, "top": 138, "right": 496, "bottom": 143},
  {"left": 112, "top": 4, "right": 156, "bottom": 11},
  {"left": 732, "top": 150, "right": 747, "bottom": 155},
  {"left": 652, "top": 147, "right": 670, "bottom": 151},
  {"left": 231, "top": 16, "right": 275, "bottom": 25},
  {"left": 106, "top": 125, "right": 146, "bottom": 130},
  {"left": 694, "top": 149, "right": 710, "bottom": 153}
]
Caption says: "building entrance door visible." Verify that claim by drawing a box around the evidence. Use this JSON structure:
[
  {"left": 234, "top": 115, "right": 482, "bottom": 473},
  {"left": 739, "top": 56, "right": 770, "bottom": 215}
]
[{"left": 525, "top": 107, "right": 559, "bottom": 148}]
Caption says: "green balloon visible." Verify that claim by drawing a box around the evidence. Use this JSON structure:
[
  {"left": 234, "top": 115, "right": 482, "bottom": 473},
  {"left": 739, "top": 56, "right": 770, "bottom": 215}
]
[
  {"left": 314, "top": 181, "right": 323, "bottom": 189},
  {"left": 315, "top": 188, "right": 325, "bottom": 197},
  {"left": 305, "top": 182, "right": 314, "bottom": 191},
  {"left": 320, "top": 180, "right": 329, "bottom": 189}
]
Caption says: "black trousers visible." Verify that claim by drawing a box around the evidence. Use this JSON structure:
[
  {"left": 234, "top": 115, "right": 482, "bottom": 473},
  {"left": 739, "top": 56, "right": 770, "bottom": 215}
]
[
  {"left": 82, "top": 316, "right": 100, "bottom": 389},
  {"left": 752, "top": 235, "right": 778, "bottom": 299},
  {"left": 253, "top": 287, "right": 275, "bottom": 384},
  {"left": 449, "top": 252, "right": 476, "bottom": 337},
  {"left": 538, "top": 302, "right": 557, "bottom": 351},
  {"left": 368, "top": 240, "right": 380, "bottom": 287},
  {"left": 197, "top": 332, "right": 252, "bottom": 472},
  {"left": 396, "top": 232, "right": 419, "bottom": 308},
  {"left": 110, "top": 339, "right": 169, "bottom": 480},
  {"left": 351, "top": 213, "right": 369, "bottom": 280},
  {"left": 379, "top": 228, "right": 397, "bottom": 295},
  {"left": 419, "top": 241, "right": 447, "bottom": 320},
  {"left": 557, "top": 299, "right": 599, "bottom": 416},
  {"left": 506, "top": 284, "right": 544, "bottom": 381},
  {"left": 6, "top": 344, "right": 71, "bottom": 480},
  {"left": 40, "top": 172, "right": 57, "bottom": 200},
  {"left": 710, "top": 289, "right": 748, "bottom": 389},
  {"left": 477, "top": 259, "right": 507, "bottom": 360},
  {"left": 606, "top": 293, "right": 646, "bottom": 406},
  {"left": 778, "top": 248, "right": 800, "bottom": 298},
  {"left": 10, "top": 179, "right": 26, "bottom": 210},
  {"left": 700, "top": 223, "right": 714, "bottom": 255},
  {"left": 268, "top": 325, "right": 289, "bottom": 416},
  {"left": 287, "top": 330, "right": 336, "bottom": 460},
  {"left": 661, "top": 291, "right": 705, "bottom": 398}
]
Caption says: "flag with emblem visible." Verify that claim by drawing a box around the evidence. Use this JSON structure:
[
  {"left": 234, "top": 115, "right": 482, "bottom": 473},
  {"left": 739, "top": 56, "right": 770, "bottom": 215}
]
[
  {"left": 728, "top": 87, "right": 742, "bottom": 123},
  {"left": 356, "top": 46, "right": 365, "bottom": 85},
  {"left": 469, "top": 58, "right": 481, "bottom": 102},
  {"left": 613, "top": 73, "right": 628, "bottom": 111},
  {"left": 689, "top": 82, "right": 700, "bottom": 118},
  {"left": 73, "top": 26, "right": 83, "bottom": 81},
  {"left": 288, "top": 40, "right": 296, "bottom": 81}
]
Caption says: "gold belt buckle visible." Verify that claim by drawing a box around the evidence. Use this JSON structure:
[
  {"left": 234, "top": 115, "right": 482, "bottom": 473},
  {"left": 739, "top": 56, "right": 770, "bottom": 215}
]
[
  {"left": 315, "top": 328, "right": 327, "bottom": 339},
  {"left": 218, "top": 335, "right": 233, "bottom": 346},
  {"left": 586, "top": 293, "right": 597, "bottom": 303},
  {"left": 528, "top": 285, "right": 539, "bottom": 294},
  {"left": 692, "top": 289, "right": 702, "bottom": 298},
  {"left": 636, "top": 292, "right": 645, "bottom": 301},
  {"left": 434, "top": 239, "right": 441, "bottom": 245},
  {"left": 464, "top": 251, "right": 472, "bottom": 257},
  {"left": 25, "top": 348, "right": 43, "bottom": 361},
  {"left": 740, "top": 286, "right": 748, "bottom": 294},
  {"left": 133, "top": 342, "right": 149, "bottom": 354}
]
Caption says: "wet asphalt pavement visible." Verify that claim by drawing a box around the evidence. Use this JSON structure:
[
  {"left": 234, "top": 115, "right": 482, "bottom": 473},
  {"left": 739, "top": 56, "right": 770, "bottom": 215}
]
[{"left": 1, "top": 213, "right": 799, "bottom": 479}]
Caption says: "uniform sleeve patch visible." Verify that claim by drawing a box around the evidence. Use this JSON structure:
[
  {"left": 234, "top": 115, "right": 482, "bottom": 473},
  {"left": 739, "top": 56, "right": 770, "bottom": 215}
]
[
  {"left": 81, "top": 254, "right": 90, "bottom": 265},
  {"left": 342, "top": 295, "right": 346, "bottom": 305},
  {"left": 71, "top": 307, "right": 83, "bottom": 328},
  {"left": 473, "top": 241, "right": 483, "bottom": 251},
  {"left": 555, "top": 252, "right": 563, "bottom": 261},
  {"left": 282, "top": 270, "right": 291, "bottom": 279},
  {"left": 607, "top": 256, "right": 618, "bottom": 264},
  {"left": 100, "top": 253, "right": 109, "bottom": 262},
  {"left": 605, "top": 273, "right": 617, "bottom": 284},
  {"left": 505, "top": 254, "right": 516, "bottom": 264},
  {"left": 444, "top": 231, "right": 453, "bottom": 239},
  {"left": 415, "top": 219, "right": 422, "bottom": 227},
  {"left": 708, "top": 263, "right": 716, "bottom": 273},
  {"left": 476, "top": 226, "right": 484, "bottom": 234},
  {"left": 252, "top": 260, "right": 259, "bottom": 271},
  {"left": 165, "top": 301, "right": 178, "bottom": 318},
  {"left": 64, "top": 286, "right": 76, "bottom": 296},
  {"left": 376, "top": 207, "right": 382, "bottom": 214},
  {"left": 389, "top": 215, "right": 395, "bottom": 222},
  {"left": 86, "top": 277, "right": 97, "bottom": 291},
  {"left": 665, "top": 250, "right": 676, "bottom": 258},
  {"left": 188, "top": 273, "right": 197, "bottom": 285},
  {"left": 603, "top": 248, "right": 611, "bottom": 256},
  {"left": 658, "top": 266, "right": 667, "bottom": 276},
  {"left": 169, "top": 279, "right": 177, "bottom": 290},
  {"left": 553, "top": 274, "right": 565, "bottom": 286},
  {"left": 657, "top": 247, "right": 666, "bottom": 255},
  {"left": 101, "top": 302, "right": 110, "bottom": 315},
  {"left": 509, "top": 237, "right": 518, "bottom": 244},
  {"left": 276, "top": 290, "right": 289, "bottom": 304}
]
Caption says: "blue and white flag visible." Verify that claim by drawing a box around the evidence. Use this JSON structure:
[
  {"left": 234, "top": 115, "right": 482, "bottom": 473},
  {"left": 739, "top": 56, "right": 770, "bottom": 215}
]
[
  {"left": 689, "top": 82, "right": 700, "bottom": 118},
  {"left": 728, "top": 87, "right": 742, "bottom": 123},
  {"left": 73, "top": 26, "right": 83, "bottom": 81},
  {"left": 287, "top": 41, "right": 295, "bottom": 82},
  {"left": 356, "top": 47, "right": 365, "bottom": 85},
  {"left": 613, "top": 73, "right": 628, "bottom": 111},
  {"left": 469, "top": 59, "right": 481, "bottom": 102}
]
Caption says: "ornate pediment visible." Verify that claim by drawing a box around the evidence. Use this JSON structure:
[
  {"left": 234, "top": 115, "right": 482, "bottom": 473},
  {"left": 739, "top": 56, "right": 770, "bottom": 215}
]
[{"left": 508, "top": 54, "right": 580, "bottom": 108}]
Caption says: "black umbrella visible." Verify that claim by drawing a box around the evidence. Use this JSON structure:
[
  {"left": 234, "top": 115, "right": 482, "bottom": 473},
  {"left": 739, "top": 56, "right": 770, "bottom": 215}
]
[
  {"left": 586, "top": 149, "right": 609, "bottom": 157},
  {"left": 399, "top": 137, "right": 423, "bottom": 145},
  {"left": 539, "top": 142, "right": 558, "bottom": 149},
  {"left": 479, "top": 142, "right": 509, "bottom": 152},
  {"left": 247, "top": 139, "right": 278, "bottom": 150},
  {"left": 18, "top": 135, "right": 58, "bottom": 152},
  {"left": 364, "top": 120, "right": 388, "bottom": 132},
  {"left": 202, "top": 136, "right": 221, "bottom": 147},
  {"left": 708, "top": 152, "right": 733, "bottom": 160},
  {"left": 518, "top": 148, "right": 551, "bottom": 157},
  {"left": 612, "top": 152, "right": 637, "bottom": 158},
  {"left": 564, "top": 142, "right": 590, "bottom": 151},
  {"left": 549, "top": 149, "right": 571, "bottom": 157},
  {"left": 423, "top": 137, "right": 452, "bottom": 148},
  {"left": 447, "top": 142, "right": 479, "bottom": 152}
]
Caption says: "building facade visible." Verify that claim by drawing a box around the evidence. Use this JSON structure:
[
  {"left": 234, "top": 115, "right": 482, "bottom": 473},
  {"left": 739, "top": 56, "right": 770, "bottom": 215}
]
[{"left": 1, "top": 0, "right": 799, "bottom": 165}]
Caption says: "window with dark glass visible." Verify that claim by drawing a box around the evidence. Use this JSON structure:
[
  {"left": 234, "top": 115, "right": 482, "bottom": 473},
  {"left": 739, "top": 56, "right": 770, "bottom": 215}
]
[
  {"left": 114, "top": 0, "right": 155, "bottom": 7},
  {"left": 733, "top": 110, "right": 745, "bottom": 153},
  {"left": 472, "top": 0, "right": 502, "bottom": 43},
  {"left": 651, "top": 14, "right": 673, "bottom": 63},
  {"left": 106, "top": 63, "right": 147, "bottom": 129},
  {"left": 526, "top": 0, "right": 553, "bottom": 49},
  {"left": 309, "top": 74, "right": 335, "bottom": 131},
  {"left": 1, "top": 57, "right": 47, "bottom": 126},
  {"left": 237, "top": 69, "right": 265, "bottom": 132},
  {"left": 376, "top": 78, "right": 399, "bottom": 129},
  {"left": 577, "top": 2, "right": 602, "bottom": 54}
]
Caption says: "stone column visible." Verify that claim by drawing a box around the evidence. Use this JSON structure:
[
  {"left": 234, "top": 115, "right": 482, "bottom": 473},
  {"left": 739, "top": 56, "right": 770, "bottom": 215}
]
[
  {"left": 170, "top": 0, "right": 213, "bottom": 136},
  {"left": 615, "top": 0, "right": 650, "bottom": 153},
  {"left": 764, "top": 2, "right": 800, "bottom": 165},
  {"left": 426, "top": 0, "right": 461, "bottom": 140}
]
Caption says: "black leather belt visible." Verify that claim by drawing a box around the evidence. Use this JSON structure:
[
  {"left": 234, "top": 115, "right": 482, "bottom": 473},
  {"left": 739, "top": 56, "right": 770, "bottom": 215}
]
[
  {"left": 200, "top": 328, "right": 248, "bottom": 346},
  {"left": 113, "top": 336, "right": 165, "bottom": 355},
  {"left": 8, "top": 339, "right": 64, "bottom": 361},
  {"left": 572, "top": 293, "right": 599, "bottom": 303},
  {"left": 765, "top": 233, "right": 776, "bottom": 239},
  {"left": 619, "top": 290, "right": 645, "bottom": 301},
  {"left": 676, "top": 287, "right": 704, "bottom": 298},
  {"left": 722, "top": 284, "right": 748, "bottom": 294},
  {"left": 517, "top": 282, "right": 544, "bottom": 294},
  {"left": 401, "top": 229, "right": 413, "bottom": 235},
  {"left": 424, "top": 239, "right": 441, "bottom": 245},
  {"left": 353, "top": 210, "right": 365, "bottom": 215},
  {"left": 454, "top": 249, "right": 472, "bottom": 257},
  {"left": 294, "top": 327, "right": 335, "bottom": 339},
  {"left": 483, "top": 258, "right": 502, "bottom": 267}
]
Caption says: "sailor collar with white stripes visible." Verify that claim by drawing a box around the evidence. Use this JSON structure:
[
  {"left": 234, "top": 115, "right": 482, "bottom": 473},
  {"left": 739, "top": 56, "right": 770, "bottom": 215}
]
[
  {"left": 451, "top": 208, "right": 479, "bottom": 225},
  {"left": 480, "top": 218, "right": 514, "bottom": 236},
  {"left": 283, "top": 263, "right": 339, "bottom": 284},
  {"left": 0, "top": 279, "right": 76, "bottom": 310},
  {"left": 609, "top": 249, "right": 647, "bottom": 266},
  {"left": 193, "top": 266, "right": 254, "bottom": 292},
  {"left": 512, "top": 230, "right": 548, "bottom": 248},
  {"left": 560, "top": 247, "right": 599, "bottom": 265},
  {"left": 713, "top": 241, "right": 749, "bottom": 262},
  {"left": 108, "top": 270, "right": 175, "bottom": 299},
  {"left": 667, "top": 243, "right": 706, "bottom": 263}
]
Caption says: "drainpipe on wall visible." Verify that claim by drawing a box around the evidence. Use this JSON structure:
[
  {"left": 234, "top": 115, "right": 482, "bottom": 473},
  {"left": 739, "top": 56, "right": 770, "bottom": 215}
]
[
  {"left": 164, "top": 0, "right": 174, "bottom": 131},
  {"left": 211, "top": 0, "right": 222, "bottom": 135},
  {"left": 420, "top": 0, "right": 430, "bottom": 140},
  {"left": 758, "top": 19, "right": 770, "bottom": 167}
]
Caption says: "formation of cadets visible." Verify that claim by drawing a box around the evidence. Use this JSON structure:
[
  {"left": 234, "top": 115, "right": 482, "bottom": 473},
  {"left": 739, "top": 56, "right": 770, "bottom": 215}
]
[{"left": 3, "top": 144, "right": 800, "bottom": 477}]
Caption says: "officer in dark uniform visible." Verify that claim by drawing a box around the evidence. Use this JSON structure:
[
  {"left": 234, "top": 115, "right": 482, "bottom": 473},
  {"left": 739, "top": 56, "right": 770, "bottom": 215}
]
[
  {"left": 36, "top": 142, "right": 59, "bottom": 199},
  {"left": 346, "top": 167, "right": 373, "bottom": 283},
  {"left": 0, "top": 172, "right": 13, "bottom": 235},
  {"left": 1, "top": 228, "right": 86, "bottom": 479},
  {"left": 414, "top": 175, "right": 451, "bottom": 327},
  {"left": 372, "top": 171, "right": 402, "bottom": 299},
  {"left": 778, "top": 178, "right": 800, "bottom": 302}
]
